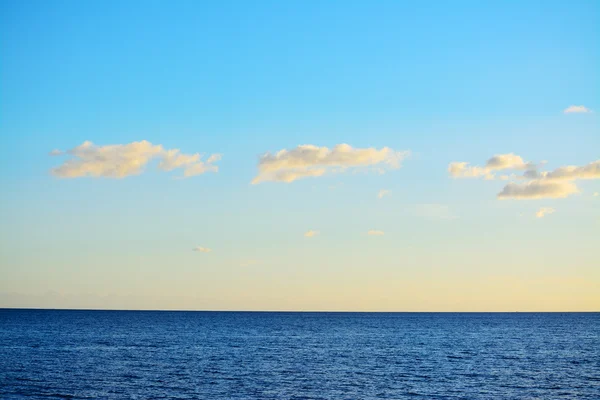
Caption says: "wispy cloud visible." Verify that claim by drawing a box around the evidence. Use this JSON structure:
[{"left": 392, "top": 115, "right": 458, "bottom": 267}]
[
  {"left": 252, "top": 144, "right": 409, "bottom": 184},
  {"left": 304, "top": 230, "right": 320, "bottom": 238},
  {"left": 193, "top": 246, "right": 212, "bottom": 253},
  {"left": 377, "top": 189, "right": 391, "bottom": 199},
  {"left": 563, "top": 105, "right": 592, "bottom": 114},
  {"left": 536, "top": 207, "right": 555, "bottom": 218},
  {"left": 51, "top": 140, "right": 221, "bottom": 178},
  {"left": 367, "top": 230, "right": 385, "bottom": 236}
]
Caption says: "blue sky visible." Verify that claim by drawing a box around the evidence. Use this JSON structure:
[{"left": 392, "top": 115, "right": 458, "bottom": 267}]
[{"left": 1, "top": 0, "right": 598, "bottom": 310}]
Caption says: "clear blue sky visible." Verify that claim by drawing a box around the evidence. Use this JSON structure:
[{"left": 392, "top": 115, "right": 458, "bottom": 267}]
[{"left": 1, "top": 0, "right": 598, "bottom": 310}]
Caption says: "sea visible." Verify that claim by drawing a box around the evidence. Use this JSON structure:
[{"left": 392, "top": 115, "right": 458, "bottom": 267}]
[{"left": 0, "top": 310, "right": 598, "bottom": 399}]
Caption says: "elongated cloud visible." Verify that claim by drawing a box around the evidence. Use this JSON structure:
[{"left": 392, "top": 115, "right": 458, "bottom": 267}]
[
  {"left": 448, "top": 162, "right": 491, "bottom": 179},
  {"left": 542, "top": 160, "right": 600, "bottom": 181},
  {"left": 252, "top": 144, "right": 409, "bottom": 184},
  {"left": 304, "top": 230, "right": 319, "bottom": 238},
  {"left": 448, "top": 153, "right": 530, "bottom": 179},
  {"left": 536, "top": 207, "right": 555, "bottom": 218},
  {"left": 497, "top": 180, "right": 578, "bottom": 199},
  {"left": 193, "top": 246, "right": 212, "bottom": 253},
  {"left": 367, "top": 230, "right": 385, "bottom": 236},
  {"left": 51, "top": 140, "right": 221, "bottom": 178},
  {"left": 563, "top": 105, "right": 591, "bottom": 114}
]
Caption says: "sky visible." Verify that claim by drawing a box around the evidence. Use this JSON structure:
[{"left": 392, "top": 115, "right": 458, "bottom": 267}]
[{"left": 0, "top": 0, "right": 598, "bottom": 311}]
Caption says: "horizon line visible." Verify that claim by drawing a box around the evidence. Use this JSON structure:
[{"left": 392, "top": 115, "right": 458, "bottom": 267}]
[{"left": 1, "top": 307, "right": 598, "bottom": 313}]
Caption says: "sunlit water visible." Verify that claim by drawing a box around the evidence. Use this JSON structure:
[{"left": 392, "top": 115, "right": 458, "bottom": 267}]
[{"left": 1, "top": 310, "right": 598, "bottom": 399}]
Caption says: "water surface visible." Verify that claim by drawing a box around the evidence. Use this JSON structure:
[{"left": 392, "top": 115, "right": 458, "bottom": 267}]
[{"left": 1, "top": 310, "right": 598, "bottom": 399}]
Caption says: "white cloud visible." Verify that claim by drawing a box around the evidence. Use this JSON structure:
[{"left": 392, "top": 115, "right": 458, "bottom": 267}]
[
  {"left": 450, "top": 153, "right": 599, "bottom": 200},
  {"left": 304, "top": 230, "right": 319, "bottom": 237},
  {"left": 496, "top": 160, "right": 599, "bottom": 199},
  {"left": 536, "top": 207, "right": 555, "bottom": 218},
  {"left": 498, "top": 180, "right": 579, "bottom": 199},
  {"left": 448, "top": 153, "right": 531, "bottom": 180},
  {"left": 485, "top": 153, "right": 529, "bottom": 170},
  {"left": 252, "top": 143, "right": 409, "bottom": 184},
  {"left": 193, "top": 246, "right": 212, "bottom": 253},
  {"left": 49, "top": 149, "right": 64, "bottom": 156},
  {"left": 448, "top": 162, "right": 491, "bottom": 179},
  {"left": 51, "top": 140, "right": 221, "bottom": 178},
  {"left": 542, "top": 160, "right": 600, "bottom": 181},
  {"left": 563, "top": 105, "right": 591, "bottom": 114},
  {"left": 377, "top": 189, "right": 391, "bottom": 199},
  {"left": 367, "top": 230, "right": 385, "bottom": 236}
]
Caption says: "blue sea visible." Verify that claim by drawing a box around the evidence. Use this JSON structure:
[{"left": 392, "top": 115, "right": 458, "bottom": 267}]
[{"left": 0, "top": 310, "right": 598, "bottom": 399}]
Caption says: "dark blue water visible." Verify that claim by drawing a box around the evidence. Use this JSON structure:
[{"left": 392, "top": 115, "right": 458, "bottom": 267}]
[{"left": 1, "top": 310, "right": 598, "bottom": 399}]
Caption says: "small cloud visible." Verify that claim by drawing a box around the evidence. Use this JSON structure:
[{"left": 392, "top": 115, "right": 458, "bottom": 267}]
[
  {"left": 304, "top": 230, "right": 319, "bottom": 238},
  {"left": 49, "top": 149, "right": 64, "bottom": 156},
  {"left": 563, "top": 105, "right": 591, "bottom": 114},
  {"left": 193, "top": 246, "right": 212, "bottom": 253},
  {"left": 377, "top": 189, "right": 391, "bottom": 199},
  {"left": 367, "top": 230, "right": 385, "bottom": 236},
  {"left": 536, "top": 207, "right": 556, "bottom": 218}
]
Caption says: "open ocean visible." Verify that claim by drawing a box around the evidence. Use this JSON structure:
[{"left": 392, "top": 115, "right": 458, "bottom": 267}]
[{"left": 0, "top": 310, "right": 598, "bottom": 399}]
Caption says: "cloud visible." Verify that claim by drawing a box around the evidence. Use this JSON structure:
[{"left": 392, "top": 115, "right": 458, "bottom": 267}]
[
  {"left": 485, "top": 153, "right": 529, "bottom": 170},
  {"left": 367, "top": 230, "right": 385, "bottom": 236},
  {"left": 497, "top": 180, "right": 578, "bottom": 199},
  {"left": 193, "top": 246, "right": 212, "bottom": 253},
  {"left": 536, "top": 207, "right": 555, "bottom": 218},
  {"left": 496, "top": 160, "right": 599, "bottom": 199},
  {"left": 252, "top": 144, "right": 409, "bottom": 184},
  {"left": 563, "top": 105, "right": 591, "bottom": 114},
  {"left": 448, "top": 162, "right": 492, "bottom": 179},
  {"left": 304, "top": 230, "right": 319, "bottom": 237},
  {"left": 51, "top": 140, "right": 221, "bottom": 178},
  {"left": 49, "top": 149, "right": 64, "bottom": 156},
  {"left": 450, "top": 153, "right": 599, "bottom": 200},
  {"left": 448, "top": 153, "right": 531, "bottom": 180},
  {"left": 377, "top": 189, "right": 391, "bottom": 199},
  {"left": 541, "top": 160, "right": 600, "bottom": 181}
]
